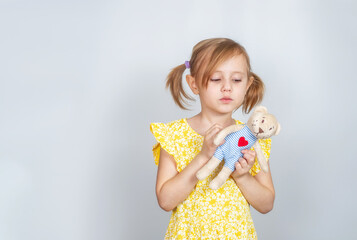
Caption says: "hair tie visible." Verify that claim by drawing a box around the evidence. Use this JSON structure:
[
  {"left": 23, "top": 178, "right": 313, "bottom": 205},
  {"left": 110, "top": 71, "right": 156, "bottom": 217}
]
[{"left": 185, "top": 61, "right": 190, "bottom": 69}]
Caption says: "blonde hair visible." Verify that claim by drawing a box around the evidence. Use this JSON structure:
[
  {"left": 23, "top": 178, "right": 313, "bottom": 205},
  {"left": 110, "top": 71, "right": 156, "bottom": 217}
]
[{"left": 166, "top": 38, "right": 265, "bottom": 113}]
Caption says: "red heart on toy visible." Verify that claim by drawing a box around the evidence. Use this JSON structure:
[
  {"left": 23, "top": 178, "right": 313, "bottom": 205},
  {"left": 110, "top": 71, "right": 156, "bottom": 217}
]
[{"left": 238, "top": 137, "right": 248, "bottom": 147}]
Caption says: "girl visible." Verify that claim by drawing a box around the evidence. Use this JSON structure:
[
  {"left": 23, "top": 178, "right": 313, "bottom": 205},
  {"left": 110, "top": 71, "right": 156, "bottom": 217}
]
[{"left": 150, "top": 38, "right": 275, "bottom": 239}]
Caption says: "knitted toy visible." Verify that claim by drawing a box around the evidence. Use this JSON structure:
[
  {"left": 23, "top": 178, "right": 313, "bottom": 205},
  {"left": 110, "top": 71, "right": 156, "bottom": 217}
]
[{"left": 196, "top": 106, "right": 281, "bottom": 190}]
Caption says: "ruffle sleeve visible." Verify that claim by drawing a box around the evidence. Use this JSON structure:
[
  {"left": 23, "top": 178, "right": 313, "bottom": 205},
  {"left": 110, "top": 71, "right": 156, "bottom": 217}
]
[
  {"left": 150, "top": 122, "right": 177, "bottom": 165},
  {"left": 249, "top": 138, "right": 272, "bottom": 176}
]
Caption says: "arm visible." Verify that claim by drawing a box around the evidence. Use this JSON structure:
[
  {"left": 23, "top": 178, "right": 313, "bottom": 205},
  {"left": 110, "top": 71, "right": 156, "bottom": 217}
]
[
  {"left": 231, "top": 149, "right": 275, "bottom": 214},
  {"left": 156, "top": 123, "right": 223, "bottom": 211},
  {"left": 155, "top": 148, "right": 209, "bottom": 211}
]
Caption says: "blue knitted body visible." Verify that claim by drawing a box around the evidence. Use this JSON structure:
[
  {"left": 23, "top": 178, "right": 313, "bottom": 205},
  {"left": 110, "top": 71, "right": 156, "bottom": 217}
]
[{"left": 213, "top": 126, "right": 258, "bottom": 171}]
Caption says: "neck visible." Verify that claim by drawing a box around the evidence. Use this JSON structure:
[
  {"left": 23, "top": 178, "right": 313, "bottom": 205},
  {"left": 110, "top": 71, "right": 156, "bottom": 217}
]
[
  {"left": 186, "top": 108, "right": 237, "bottom": 136},
  {"left": 197, "top": 111, "right": 235, "bottom": 129}
]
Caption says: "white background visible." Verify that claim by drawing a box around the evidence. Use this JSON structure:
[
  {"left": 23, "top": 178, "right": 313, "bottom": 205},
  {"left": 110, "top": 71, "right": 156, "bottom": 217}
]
[{"left": 1, "top": 0, "right": 357, "bottom": 239}]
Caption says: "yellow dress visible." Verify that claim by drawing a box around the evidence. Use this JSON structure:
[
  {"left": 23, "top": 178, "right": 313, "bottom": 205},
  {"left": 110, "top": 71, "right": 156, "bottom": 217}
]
[{"left": 150, "top": 118, "right": 271, "bottom": 240}]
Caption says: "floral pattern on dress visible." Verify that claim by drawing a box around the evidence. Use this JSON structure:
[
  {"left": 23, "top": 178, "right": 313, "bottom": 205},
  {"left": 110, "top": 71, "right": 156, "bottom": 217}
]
[{"left": 150, "top": 118, "right": 271, "bottom": 240}]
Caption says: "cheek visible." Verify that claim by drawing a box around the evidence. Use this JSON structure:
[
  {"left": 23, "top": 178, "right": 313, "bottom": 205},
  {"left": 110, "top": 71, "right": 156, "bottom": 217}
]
[
  {"left": 236, "top": 84, "right": 249, "bottom": 94},
  {"left": 205, "top": 87, "right": 220, "bottom": 97},
  {"left": 199, "top": 88, "right": 217, "bottom": 102},
  {"left": 235, "top": 88, "right": 248, "bottom": 101}
]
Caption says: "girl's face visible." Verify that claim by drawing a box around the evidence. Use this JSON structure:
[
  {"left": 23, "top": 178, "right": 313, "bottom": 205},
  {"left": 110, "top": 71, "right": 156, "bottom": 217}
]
[{"left": 198, "top": 54, "right": 252, "bottom": 115}]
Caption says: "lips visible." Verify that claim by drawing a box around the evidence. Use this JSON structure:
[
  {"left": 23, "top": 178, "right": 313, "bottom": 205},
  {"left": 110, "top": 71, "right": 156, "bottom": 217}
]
[{"left": 220, "top": 97, "right": 233, "bottom": 103}]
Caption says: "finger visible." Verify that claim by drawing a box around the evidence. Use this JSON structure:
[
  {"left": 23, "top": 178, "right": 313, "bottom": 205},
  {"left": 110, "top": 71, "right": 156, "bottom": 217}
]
[
  {"left": 235, "top": 161, "right": 242, "bottom": 171},
  {"left": 242, "top": 156, "right": 254, "bottom": 167},
  {"left": 206, "top": 128, "right": 222, "bottom": 144},
  {"left": 205, "top": 123, "right": 223, "bottom": 134},
  {"left": 238, "top": 158, "right": 248, "bottom": 168},
  {"left": 244, "top": 152, "right": 255, "bottom": 162},
  {"left": 242, "top": 150, "right": 255, "bottom": 162},
  {"left": 242, "top": 149, "right": 255, "bottom": 156},
  {"left": 205, "top": 125, "right": 223, "bottom": 139},
  {"left": 246, "top": 157, "right": 255, "bottom": 167}
]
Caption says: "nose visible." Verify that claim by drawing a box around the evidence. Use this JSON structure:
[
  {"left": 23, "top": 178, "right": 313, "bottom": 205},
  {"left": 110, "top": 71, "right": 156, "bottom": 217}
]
[
  {"left": 222, "top": 79, "right": 232, "bottom": 92},
  {"left": 259, "top": 128, "right": 264, "bottom": 133}
]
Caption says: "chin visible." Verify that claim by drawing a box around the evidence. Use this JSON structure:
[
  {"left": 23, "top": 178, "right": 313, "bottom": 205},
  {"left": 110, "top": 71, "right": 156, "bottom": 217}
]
[{"left": 217, "top": 107, "right": 236, "bottom": 115}]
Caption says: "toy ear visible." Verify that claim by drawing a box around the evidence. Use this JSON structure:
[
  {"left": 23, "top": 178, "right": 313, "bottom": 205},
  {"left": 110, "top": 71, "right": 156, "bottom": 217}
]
[
  {"left": 275, "top": 123, "right": 281, "bottom": 135},
  {"left": 254, "top": 106, "right": 268, "bottom": 114}
]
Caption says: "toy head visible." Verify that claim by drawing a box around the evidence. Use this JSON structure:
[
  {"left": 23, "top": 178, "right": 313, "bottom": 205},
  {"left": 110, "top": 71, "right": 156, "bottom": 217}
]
[{"left": 247, "top": 106, "right": 281, "bottom": 139}]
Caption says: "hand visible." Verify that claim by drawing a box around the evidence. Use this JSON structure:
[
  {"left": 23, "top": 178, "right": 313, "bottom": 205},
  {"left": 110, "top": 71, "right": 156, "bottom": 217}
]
[
  {"left": 231, "top": 149, "right": 256, "bottom": 179},
  {"left": 199, "top": 124, "right": 225, "bottom": 160}
]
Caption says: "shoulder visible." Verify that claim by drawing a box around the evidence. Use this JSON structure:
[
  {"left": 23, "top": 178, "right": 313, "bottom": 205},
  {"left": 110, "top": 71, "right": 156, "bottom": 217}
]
[
  {"left": 165, "top": 118, "right": 186, "bottom": 129},
  {"left": 150, "top": 118, "right": 187, "bottom": 137},
  {"left": 150, "top": 118, "right": 183, "bottom": 127}
]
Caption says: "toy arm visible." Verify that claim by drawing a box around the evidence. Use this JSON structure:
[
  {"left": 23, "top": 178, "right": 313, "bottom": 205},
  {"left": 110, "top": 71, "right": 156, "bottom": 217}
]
[
  {"left": 253, "top": 141, "right": 269, "bottom": 173},
  {"left": 213, "top": 124, "right": 245, "bottom": 146}
]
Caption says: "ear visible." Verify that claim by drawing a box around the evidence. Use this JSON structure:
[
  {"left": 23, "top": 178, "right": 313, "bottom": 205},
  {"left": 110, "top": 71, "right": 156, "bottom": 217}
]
[
  {"left": 246, "top": 75, "right": 254, "bottom": 91},
  {"left": 275, "top": 123, "right": 281, "bottom": 135},
  {"left": 254, "top": 106, "right": 268, "bottom": 114},
  {"left": 186, "top": 75, "right": 199, "bottom": 95}
]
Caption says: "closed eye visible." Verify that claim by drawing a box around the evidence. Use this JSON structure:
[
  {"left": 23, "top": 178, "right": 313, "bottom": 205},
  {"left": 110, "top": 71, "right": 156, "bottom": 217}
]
[
  {"left": 210, "top": 79, "right": 220, "bottom": 81},
  {"left": 233, "top": 79, "right": 241, "bottom": 82}
]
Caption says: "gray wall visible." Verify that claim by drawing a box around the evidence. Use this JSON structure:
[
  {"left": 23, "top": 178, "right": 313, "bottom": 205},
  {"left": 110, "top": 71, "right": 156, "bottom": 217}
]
[{"left": 1, "top": 0, "right": 356, "bottom": 239}]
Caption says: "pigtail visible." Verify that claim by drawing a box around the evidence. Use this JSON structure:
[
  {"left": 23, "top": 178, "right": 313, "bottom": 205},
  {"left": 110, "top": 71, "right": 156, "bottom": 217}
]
[
  {"left": 242, "top": 72, "right": 265, "bottom": 114},
  {"left": 166, "top": 64, "right": 194, "bottom": 110}
]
